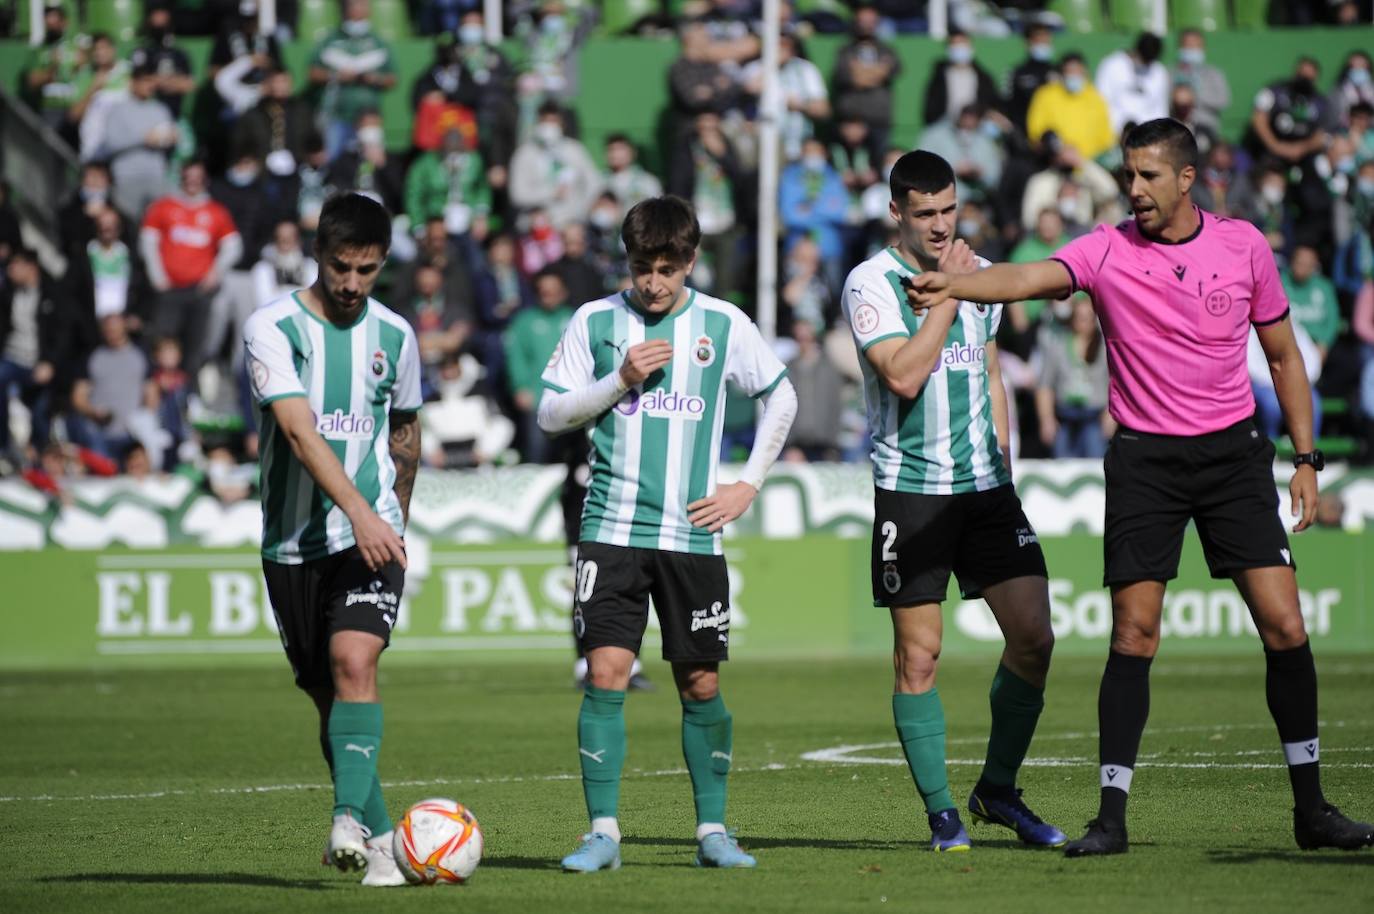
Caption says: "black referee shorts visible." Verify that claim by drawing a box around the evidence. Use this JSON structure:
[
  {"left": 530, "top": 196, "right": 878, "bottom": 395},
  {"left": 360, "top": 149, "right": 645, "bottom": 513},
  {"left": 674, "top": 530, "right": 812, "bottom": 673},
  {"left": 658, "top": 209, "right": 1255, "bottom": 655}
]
[
  {"left": 262, "top": 547, "right": 404, "bottom": 689},
  {"left": 1103, "top": 419, "right": 1295, "bottom": 586}
]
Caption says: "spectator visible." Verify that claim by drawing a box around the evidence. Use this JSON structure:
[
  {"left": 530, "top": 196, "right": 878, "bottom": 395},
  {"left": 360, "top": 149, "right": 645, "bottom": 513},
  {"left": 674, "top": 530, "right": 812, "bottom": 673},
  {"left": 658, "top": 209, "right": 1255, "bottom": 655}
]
[
  {"left": 410, "top": 37, "right": 480, "bottom": 155},
  {"left": 504, "top": 269, "right": 573, "bottom": 463},
  {"left": 1353, "top": 271, "right": 1374, "bottom": 462},
  {"left": 515, "top": 0, "right": 594, "bottom": 134},
  {"left": 285, "top": 133, "right": 331, "bottom": 241},
  {"left": 1194, "top": 141, "right": 1240, "bottom": 218},
  {"left": 1328, "top": 50, "right": 1374, "bottom": 129},
  {"left": 140, "top": 159, "right": 242, "bottom": 383},
  {"left": 137, "top": 4, "right": 196, "bottom": 120},
  {"left": 918, "top": 103, "right": 1004, "bottom": 208},
  {"left": 0, "top": 188, "right": 21, "bottom": 267},
  {"left": 97, "top": 53, "right": 178, "bottom": 220},
  {"left": 955, "top": 198, "right": 1004, "bottom": 263},
  {"left": 208, "top": 0, "right": 283, "bottom": 120},
  {"left": 405, "top": 126, "right": 491, "bottom": 254},
  {"left": 603, "top": 134, "right": 663, "bottom": 211},
  {"left": 252, "top": 219, "right": 318, "bottom": 306},
  {"left": 57, "top": 162, "right": 118, "bottom": 255},
  {"left": 209, "top": 149, "right": 283, "bottom": 370},
  {"left": 742, "top": 31, "right": 830, "bottom": 161},
  {"left": 472, "top": 232, "right": 533, "bottom": 391},
  {"left": 1247, "top": 57, "right": 1332, "bottom": 248},
  {"left": 0, "top": 249, "right": 64, "bottom": 462},
  {"left": 860, "top": 147, "right": 905, "bottom": 242},
  {"left": 394, "top": 262, "right": 473, "bottom": 390},
  {"left": 1035, "top": 293, "right": 1112, "bottom": 459},
  {"left": 450, "top": 11, "right": 519, "bottom": 184},
  {"left": 1026, "top": 53, "right": 1114, "bottom": 162},
  {"left": 1095, "top": 32, "right": 1169, "bottom": 135},
  {"left": 21, "top": 0, "right": 85, "bottom": 140},
  {"left": 549, "top": 223, "right": 606, "bottom": 307},
  {"left": 1019, "top": 144, "right": 1120, "bottom": 233},
  {"left": 397, "top": 217, "right": 475, "bottom": 320},
  {"left": 233, "top": 66, "right": 312, "bottom": 178},
  {"left": 517, "top": 207, "right": 564, "bottom": 276},
  {"left": 831, "top": 116, "right": 879, "bottom": 198},
  {"left": 325, "top": 110, "right": 404, "bottom": 214},
  {"left": 70, "top": 207, "right": 143, "bottom": 329},
  {"left": 69, "top": 33, "right": 131, "bottom": 163},
  {"left": 508, "top": 102, "right": 602, "bottom": 230},
  {"left": 420, "top": 352, "right": 515, "bottom": 468},
  {"left": 1003, "top": 22, "right": 1055, "bottom": 136},
  {"left": 1235, "top": 160, "right": 1296, "bottom": 260},
  {"left": 783, "top": 318, "right": 843, "bottom": 462},
  {"left": 1282, "top": 245, "right": 1342, "bottom": 359},
  {"left": 1170, "top": 83, "right": 1219, "bottom": 160},
  {"left": 1248, "top": 322, "right": 1323, "bottom": 440},
  {"left": 831, "top": 3, "right": 902, "bottom": 162},
  {"left": 308, "top": 0, "right": 398, "bottom": 161},
  {"left": 781, "top": 237, "right": 831, "bottom": 329},
  {"left": 1172, "top": 28, "right": 1230, "bottom": 134},
  {"left": 68, "top": 313, "right": 161, "bottom": 467},
  {"left": 150, "top": 335, "right": 189, "bottom": 467},
  {"left": 922, "top": 30, "right": 1001, "bottom": 127},
  {"left": 1008, "top": 207, "right": 1070, "bottom": 330},
  {"left": 667, "top": 112, "right": 748, "bottom": 301},
  {"left": 668, "top": 20, "right": 743, "bottom": 124},
  {"left": 781, "top": 138, "right": 849, "bottom": 294}
]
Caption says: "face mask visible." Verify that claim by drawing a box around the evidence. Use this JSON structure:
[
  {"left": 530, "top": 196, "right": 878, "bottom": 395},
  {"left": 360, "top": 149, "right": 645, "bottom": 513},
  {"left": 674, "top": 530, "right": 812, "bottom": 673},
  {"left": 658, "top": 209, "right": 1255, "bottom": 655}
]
[
  {"left": 357, "top": 126, "right": 384, "bottom": 147},
  {"left": 947, "top": 45, "right": 973, "bottom": 66},
  {"left": 81, "top": 187, "right": 107, "bottom": 203},
  {"left": 979, "top": 120, "right": 1000, "bottom": 139},
  {"left": 1178, "top": 48, "right": 1205, "bottom": 66},
  {"left": 227, "top": 166, "right": 258, "bottom": 187},
  {"left": 1358, "top": 178, "right": 1374, "bottom": 196},
  {"left": 1029, "top": 43, "right": 1053, "bottom": 63},
  {"left": 958, "top": 218, "right": 980, "bottom": 238},
  {"left": 1205, "top": 167, "right": 1230, "bottom": 183},
  {"left": 802, "top": 154, "right": 826, "bottom": 172},
  {"left": 1336, "top": 156, "right": 1357, "bottom": 175},
  {"left": 1052, "top": 299, "right": 1073, "bottom": 321},
  {"left": 459, "top": 24, "right": 484, "bottom": 46},
  {"left": 342, "top": 19, "right": 371, "bottom": 37},
  {"left": 1262, "top": 184, "right": 1286, "bottom": 205},
  {"left": 541, "top": 14, "right": 565, "bottom": 35},
  {"left": 1350, "top": 68, "right": 1372, "bottom": 87},
  {"left": 1058, "top": 199, "right": 1078, "bottom": 220},
  {"left": 534, "top": 121, "right": 562, "bottom": 145},
  {"left": 1064, "top": 74, "right": 1085, "bottom": 94},
  {"left": 882, "top": 164, "right": 894, "bottom": 182},
  {"left": 590, "top": 208, "right": 617, "bottom": 230}
]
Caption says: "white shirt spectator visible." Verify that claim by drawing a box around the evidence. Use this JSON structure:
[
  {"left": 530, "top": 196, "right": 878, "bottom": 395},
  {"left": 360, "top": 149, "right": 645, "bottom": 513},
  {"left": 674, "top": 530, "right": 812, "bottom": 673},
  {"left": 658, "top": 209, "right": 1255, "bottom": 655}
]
[{"left": 1095, "top": 49, "right": 1170, "bottom": 134}]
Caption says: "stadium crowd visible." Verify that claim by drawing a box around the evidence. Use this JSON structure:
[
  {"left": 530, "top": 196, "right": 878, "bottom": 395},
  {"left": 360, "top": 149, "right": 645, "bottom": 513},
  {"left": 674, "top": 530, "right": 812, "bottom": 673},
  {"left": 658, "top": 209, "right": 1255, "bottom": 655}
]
[{"left": 3, "top": 0, "right": 1374, "bottom": 496}]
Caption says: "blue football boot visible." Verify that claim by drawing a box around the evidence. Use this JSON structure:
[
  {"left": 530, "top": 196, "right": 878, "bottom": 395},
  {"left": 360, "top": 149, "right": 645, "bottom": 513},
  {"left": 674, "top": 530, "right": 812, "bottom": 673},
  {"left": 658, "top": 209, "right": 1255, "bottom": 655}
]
[
  {"left": 968, "top": 786, "right": 1068, "bottom": 847},
  {"left": 695, "top": 832, "right": 757, "bottom": 868},
  {"left": 928, "top": 808, "right": 972, "bottom": 852},
  {"left": 561, "top": 833, "right": 621, "bottom": 873}
]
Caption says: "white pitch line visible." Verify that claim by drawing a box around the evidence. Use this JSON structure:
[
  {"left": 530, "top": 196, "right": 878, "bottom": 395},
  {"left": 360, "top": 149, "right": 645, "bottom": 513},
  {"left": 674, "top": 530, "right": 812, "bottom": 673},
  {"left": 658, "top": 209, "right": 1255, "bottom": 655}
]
[{"left": 802, "top": 744, "right": 1374, "bottom": 767}]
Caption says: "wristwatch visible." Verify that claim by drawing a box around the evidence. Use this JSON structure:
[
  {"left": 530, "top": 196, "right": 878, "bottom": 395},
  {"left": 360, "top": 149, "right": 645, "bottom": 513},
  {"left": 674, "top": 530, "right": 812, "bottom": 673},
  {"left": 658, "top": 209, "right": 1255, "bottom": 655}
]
[{"left": 1292, "top": 450, "right": 1325, "bottom": 472}]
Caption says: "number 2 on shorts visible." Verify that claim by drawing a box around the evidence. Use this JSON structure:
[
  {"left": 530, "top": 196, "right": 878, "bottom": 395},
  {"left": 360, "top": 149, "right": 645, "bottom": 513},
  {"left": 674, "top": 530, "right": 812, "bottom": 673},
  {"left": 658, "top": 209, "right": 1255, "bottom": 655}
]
[{"left": 881, "top": 521, "right": 898, "bottom": 561}]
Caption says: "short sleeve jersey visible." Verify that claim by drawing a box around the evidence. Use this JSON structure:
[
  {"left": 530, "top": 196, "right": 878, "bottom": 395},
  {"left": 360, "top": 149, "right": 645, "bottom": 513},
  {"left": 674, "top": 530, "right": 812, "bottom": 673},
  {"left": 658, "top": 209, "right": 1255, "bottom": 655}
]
[
  {"left": 141, "top": 197, "right": 238, "bottom": 289},
  {"left": 244, "top": 292, "right": 422, "bottom": 565},
  {"left": 842, "top": 247, "right": 1010, "bottom": 495},
  {"left": 541, "top": 289, "right": 787, "bottom": 556},
  {"left": 1051, "top": 208, "right": 1290, "bottom": 436}
]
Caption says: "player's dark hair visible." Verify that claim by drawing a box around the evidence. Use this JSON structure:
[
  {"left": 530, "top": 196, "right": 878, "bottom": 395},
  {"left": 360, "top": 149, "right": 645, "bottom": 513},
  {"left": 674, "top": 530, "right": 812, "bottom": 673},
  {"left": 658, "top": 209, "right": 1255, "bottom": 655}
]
[
  {"left": 1124, "top": 117, "right": 1199, "bottom": 174},
  {"left": 621, "top": 195, "right": 701, "bottom": 264},
  {"left": 315, "top": 192, "right": 391, "bottom": 258},
  {"left": 890, "top": 149, "right": 955, "bottom": 201}
]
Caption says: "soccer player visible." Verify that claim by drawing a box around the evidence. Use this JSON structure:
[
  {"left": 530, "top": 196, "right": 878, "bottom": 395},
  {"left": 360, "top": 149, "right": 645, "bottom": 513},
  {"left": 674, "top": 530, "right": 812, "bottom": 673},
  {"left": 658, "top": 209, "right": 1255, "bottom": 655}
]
[
  {"left": 912, "top": 118, "right": 1374, "bottom": 855},
  {"left": 539, "top": 196, "right": 797, "bottom": 872},
  {"left": 841, "top": 150, "right": 1067, "bottom": 853},
  {"left": 244, "top": 193, "right": 422, "bottom": 885}
]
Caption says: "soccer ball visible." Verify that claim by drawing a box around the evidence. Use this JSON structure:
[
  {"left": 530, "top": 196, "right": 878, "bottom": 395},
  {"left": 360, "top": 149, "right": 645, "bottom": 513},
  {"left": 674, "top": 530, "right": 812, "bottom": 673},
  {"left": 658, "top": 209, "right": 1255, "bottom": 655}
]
[{"left": 392, "top": 798, "right": 484, "bottom": 884}]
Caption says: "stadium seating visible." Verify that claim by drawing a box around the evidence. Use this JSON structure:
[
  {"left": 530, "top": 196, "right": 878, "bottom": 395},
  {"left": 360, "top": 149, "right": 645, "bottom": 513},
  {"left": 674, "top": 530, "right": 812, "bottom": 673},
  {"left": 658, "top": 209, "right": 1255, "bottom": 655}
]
[
  {"left": 85, "top": 0, "right": 143, "bottom": 44},
  {"left": 1048, "top": 0, "right": 1107, "bottom": 34},
  {"left": 1231, "top": 0, "right": 1270, "bottom": 29},
  {"left": 369, "top": 0, "right": 412, "bottom": 42},
  {"left": 600, "top": 0, "right": 657, "bottom": 35},
  {"left": 296, "top": 0, "right": 340, "bottom": 45},
  {"left": 1106, "top": 0, "right": 1159, "bottom": 31},
  {"left": 1170, "top": 0, "right": 1229, "bottom": 31}
]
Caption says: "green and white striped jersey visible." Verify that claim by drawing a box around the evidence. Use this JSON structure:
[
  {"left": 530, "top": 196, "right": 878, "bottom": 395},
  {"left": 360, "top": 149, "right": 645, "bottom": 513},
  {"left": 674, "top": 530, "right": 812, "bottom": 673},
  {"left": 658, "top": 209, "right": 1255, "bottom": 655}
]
[
  {"left": 541, "top": 289, "right": 787, "bottom": 556},
  {"left": 244, "top": 292, "right": 422, "bottom": 564},
  {"left": 842, "top": 247, "right": 1010, "bottom": 495}
]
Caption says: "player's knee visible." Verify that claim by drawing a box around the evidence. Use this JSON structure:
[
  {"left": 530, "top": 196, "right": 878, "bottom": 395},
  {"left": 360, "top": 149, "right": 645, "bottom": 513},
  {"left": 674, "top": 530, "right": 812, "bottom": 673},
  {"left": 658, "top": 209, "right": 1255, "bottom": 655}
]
[
  {"left": 1014, "top": 624, "right": 1055, "bottom": 673},
  {"left": 1260, "top": 613, "right": 1309, "bottom": 651},
  {"left": 1109, "top": 625, "right": 1159, "bottom": 658},
  {"left": 893, "top": 642, "right": 940, "bottom": 691},
  {"left": 330, "top": 652, "right": 377, "bottom": 694}
]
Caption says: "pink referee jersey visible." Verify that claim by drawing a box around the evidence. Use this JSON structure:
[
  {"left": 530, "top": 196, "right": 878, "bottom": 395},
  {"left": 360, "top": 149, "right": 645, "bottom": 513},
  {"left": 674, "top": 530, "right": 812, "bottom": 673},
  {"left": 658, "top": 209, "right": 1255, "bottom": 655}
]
[{"left": 1051, "top": 208, "right": 1290, "bottom": 436}]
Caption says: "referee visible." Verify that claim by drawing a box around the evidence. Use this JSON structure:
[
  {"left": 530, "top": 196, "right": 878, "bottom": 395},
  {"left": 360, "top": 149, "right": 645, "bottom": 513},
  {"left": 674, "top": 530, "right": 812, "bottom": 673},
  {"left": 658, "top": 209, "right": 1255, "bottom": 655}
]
[{"left": 911, "top": 118, "right": 1374, "bottom": 856}]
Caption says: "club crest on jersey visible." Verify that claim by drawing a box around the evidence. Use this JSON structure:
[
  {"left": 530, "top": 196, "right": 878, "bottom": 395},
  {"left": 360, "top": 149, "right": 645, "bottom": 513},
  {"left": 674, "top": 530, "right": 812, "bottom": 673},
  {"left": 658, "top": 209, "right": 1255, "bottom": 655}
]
[
  {"left": 693, "top": 334, "right": 716, "bottom": 367},
  {"left": 882, "top": 562, "right": 902, "bottom": 594},
  {"left": 370, "top": 348, "right": 388, "bottom": 378}
]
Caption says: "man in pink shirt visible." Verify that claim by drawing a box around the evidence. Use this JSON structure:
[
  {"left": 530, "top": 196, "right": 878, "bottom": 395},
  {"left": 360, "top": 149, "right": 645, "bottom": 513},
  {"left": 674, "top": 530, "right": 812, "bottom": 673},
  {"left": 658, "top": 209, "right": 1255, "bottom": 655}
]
[{"left": 912, "top": 118, "right": 1373, "bottom": 856}]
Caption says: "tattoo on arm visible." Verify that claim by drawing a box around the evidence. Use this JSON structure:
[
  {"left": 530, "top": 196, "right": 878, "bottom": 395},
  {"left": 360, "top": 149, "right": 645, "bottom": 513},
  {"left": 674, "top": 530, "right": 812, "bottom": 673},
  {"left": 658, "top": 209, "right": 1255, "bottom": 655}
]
[{"left": 389, "top": 411, "right": 421, "bottom": 525}]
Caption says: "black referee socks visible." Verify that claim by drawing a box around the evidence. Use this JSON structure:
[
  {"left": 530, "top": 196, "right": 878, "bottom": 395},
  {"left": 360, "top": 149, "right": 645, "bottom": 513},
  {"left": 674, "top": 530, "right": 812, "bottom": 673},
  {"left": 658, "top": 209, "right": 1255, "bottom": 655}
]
[
  {"left": 1265, "top": 639, "right": 1325, "bottom": 813},
  {"left": 1097, "top": 650, "right": 1153, "bottom": 827}
]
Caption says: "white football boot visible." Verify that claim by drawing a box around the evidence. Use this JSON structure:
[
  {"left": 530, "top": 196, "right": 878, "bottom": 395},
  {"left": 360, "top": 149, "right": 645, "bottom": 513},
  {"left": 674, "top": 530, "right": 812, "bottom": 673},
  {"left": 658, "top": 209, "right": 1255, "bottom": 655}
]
[
  {"left": 361, "top": 830, "right": 407, "bottom": 886},
  {"left": 326, "top": 813, "right": 370, "bottom": 872}
]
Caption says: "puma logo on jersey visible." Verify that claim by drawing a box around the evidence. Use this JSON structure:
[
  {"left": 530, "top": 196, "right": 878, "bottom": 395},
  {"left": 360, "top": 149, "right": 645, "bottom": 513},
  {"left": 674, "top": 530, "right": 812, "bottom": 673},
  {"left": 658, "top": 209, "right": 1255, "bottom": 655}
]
[
  {"left": 344, "top": 743, "right": 375, "bottom": 758},
  {"left": 602, "top": 338, "right": 626, "bottom": 356},
  {"left": 579, "top": 748, "right": 607, "bottom": 764}
]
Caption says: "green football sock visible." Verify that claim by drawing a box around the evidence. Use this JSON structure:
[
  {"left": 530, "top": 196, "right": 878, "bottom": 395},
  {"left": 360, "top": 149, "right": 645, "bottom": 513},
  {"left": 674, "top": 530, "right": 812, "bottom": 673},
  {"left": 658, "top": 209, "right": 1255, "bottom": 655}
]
[
  {"left": 362, "top": 774, "right": 393, "bottom": 837},
  {"left": 893, "top": 690, "right": 954, "bottom": 814},
  {"left": 681, "top": 694, "right": 733, "bottom": 826},
  {"left": 981, "top": 663, "right": 1046, "bottom": 789},
  {"left": 328, "top": 701, "right": 382, "bottom": 821},
  {"left": 578, "top": 686, "right": 627, "bottom": 821}
]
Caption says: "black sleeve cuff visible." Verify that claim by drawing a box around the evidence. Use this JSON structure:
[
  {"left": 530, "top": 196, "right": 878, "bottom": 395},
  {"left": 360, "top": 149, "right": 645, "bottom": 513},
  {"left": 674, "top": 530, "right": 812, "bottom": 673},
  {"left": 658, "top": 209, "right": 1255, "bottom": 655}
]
[
  {"left": 1050, "top": 257, "right": 1079, "bottom": 295},
  {"left": 1252, "top": 306, "right": 1290, "bottom": 328}
]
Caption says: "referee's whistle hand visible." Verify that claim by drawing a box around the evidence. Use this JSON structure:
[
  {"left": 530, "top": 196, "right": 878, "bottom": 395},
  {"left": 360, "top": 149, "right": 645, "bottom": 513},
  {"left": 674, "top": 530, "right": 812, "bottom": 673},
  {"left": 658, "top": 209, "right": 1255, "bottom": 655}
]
[{"left": 1290, "top": 467, "right": 1319, "bottom": 533}]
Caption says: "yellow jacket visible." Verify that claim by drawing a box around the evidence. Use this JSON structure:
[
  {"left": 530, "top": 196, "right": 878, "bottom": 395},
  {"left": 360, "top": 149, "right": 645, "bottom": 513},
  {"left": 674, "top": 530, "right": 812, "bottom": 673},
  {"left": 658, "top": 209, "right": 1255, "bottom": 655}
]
[{"left": 1026, "top": 81, "right": 1116, "bottom": 162}]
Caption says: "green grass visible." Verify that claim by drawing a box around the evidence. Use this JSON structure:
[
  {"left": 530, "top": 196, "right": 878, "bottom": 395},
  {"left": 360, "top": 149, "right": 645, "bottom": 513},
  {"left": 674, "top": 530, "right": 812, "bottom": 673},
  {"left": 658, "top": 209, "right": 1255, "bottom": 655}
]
[{"left": 2, "top": 653, "right": 1373, "bottom": 913}]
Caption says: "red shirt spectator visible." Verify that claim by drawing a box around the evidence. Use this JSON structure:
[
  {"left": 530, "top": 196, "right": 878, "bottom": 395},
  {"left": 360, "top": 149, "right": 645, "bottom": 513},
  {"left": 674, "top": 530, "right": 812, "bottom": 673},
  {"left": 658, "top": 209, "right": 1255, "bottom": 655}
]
[{"left": 141, "top": 192, "right": 238, "bottom": 290}]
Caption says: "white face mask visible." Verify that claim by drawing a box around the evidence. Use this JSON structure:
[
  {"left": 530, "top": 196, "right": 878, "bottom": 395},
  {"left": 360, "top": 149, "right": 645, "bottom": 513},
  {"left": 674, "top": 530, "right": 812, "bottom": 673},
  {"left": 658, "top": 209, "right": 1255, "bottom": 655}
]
[
  {"left": 458, "top": 24, "right": 484, "bottom": 46},
  {"left": 357, "top": 125, "right": 384, "bottom": 148},
  {"left": 342, "top": 19, "right": 371, "bottom": 37},
  {"left": 1052, "top": 298, "right": 1074, "bottom": 321},
  {"left": 947, "top": 45, "right": 973, "bottom": 66},
  {"left": 227, "top": 166, "right": 259, "bottom": 187},
  {"left": 1178, "top": 48, "right": 1205, "bottom": 66},
  {"left": 1349, "top": 67, "right": 1371, "bottom": 87},
  {"left": 534, "top": 121, "right": 562, "bottom": 145},
  {"left": 1261, "top": 183, "right": 1286, "bottom": 205},
  {"left": 801, "top": 154, "right": 826, "bottom": 172},
  {"left": 1064, "top": 74, "right": 1085, "bottom": 94},
  {"left": 1029, "top": 43, "right": 1053, "bottom": 63},
  {"left": 1058, "top": 198, "right": 1078, "bottom": 220}
]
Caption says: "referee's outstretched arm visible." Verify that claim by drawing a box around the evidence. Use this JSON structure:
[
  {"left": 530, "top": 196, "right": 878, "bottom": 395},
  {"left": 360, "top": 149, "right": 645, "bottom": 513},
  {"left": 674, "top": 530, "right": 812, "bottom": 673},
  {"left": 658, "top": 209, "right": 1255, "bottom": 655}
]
[
  {"left": 1255, "top": 316, "right": 1320, "bottom": 532},
  {"left": 912, "top": 260, "right": 1073, "bottom": 310}
]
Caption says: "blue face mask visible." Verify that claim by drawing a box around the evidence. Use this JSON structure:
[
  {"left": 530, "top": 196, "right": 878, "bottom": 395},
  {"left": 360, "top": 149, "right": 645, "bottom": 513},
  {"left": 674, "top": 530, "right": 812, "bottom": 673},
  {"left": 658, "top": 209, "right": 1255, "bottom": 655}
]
[
  {"left": 541, "top": 14, "right": 565, "bottom": 35},
  {"left": 979, "top": 120, "right": 1001, "bottom": 139},
  {"left": 1178, "top": 48, "right": 1205, "bottom": 66},
  {"left": 1029, "top": 44, "right": 1053, "bottom": 63},
  {"left": 1350, "top": 68, "right": 1372, "bottom": 87},
  {"left": 1064, "top": 74, "right": 1085, "bottom": 94},
  {"left": 947, "top": 45, "right": 973, "bottom": 66},
  {"left": 458, "top": 24, "right": 484, "bottom": 46},
  {"left": 1359, "top": 177, "right": 1374, "bottom": 196}
]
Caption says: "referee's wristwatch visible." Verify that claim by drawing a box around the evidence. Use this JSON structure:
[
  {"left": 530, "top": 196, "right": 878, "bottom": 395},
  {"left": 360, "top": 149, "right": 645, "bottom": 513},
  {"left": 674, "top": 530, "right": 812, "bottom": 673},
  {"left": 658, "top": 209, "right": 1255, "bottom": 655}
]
[{"left": 1292, "top": 450, "right": 1325, "bottom": 472}]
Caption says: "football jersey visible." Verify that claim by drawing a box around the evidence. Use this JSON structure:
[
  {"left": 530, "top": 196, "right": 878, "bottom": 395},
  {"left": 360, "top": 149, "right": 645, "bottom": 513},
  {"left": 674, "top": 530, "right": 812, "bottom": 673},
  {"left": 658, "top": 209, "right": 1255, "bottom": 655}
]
[
  {"left": 244, "top": 292, "right": 422, "bottom": 564},
  {"left": 842, "top": 247, "right": 1010, "bottom": 495},
  {"left": 541, "top": 289, "right": 787, "bottom": 556}
]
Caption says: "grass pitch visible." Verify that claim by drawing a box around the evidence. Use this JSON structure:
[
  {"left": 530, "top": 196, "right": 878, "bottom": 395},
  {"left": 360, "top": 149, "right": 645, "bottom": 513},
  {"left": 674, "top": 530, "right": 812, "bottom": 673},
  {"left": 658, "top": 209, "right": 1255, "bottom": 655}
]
[{"left": 2, "top": 652, "right": 1372, "bottom": 914}]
